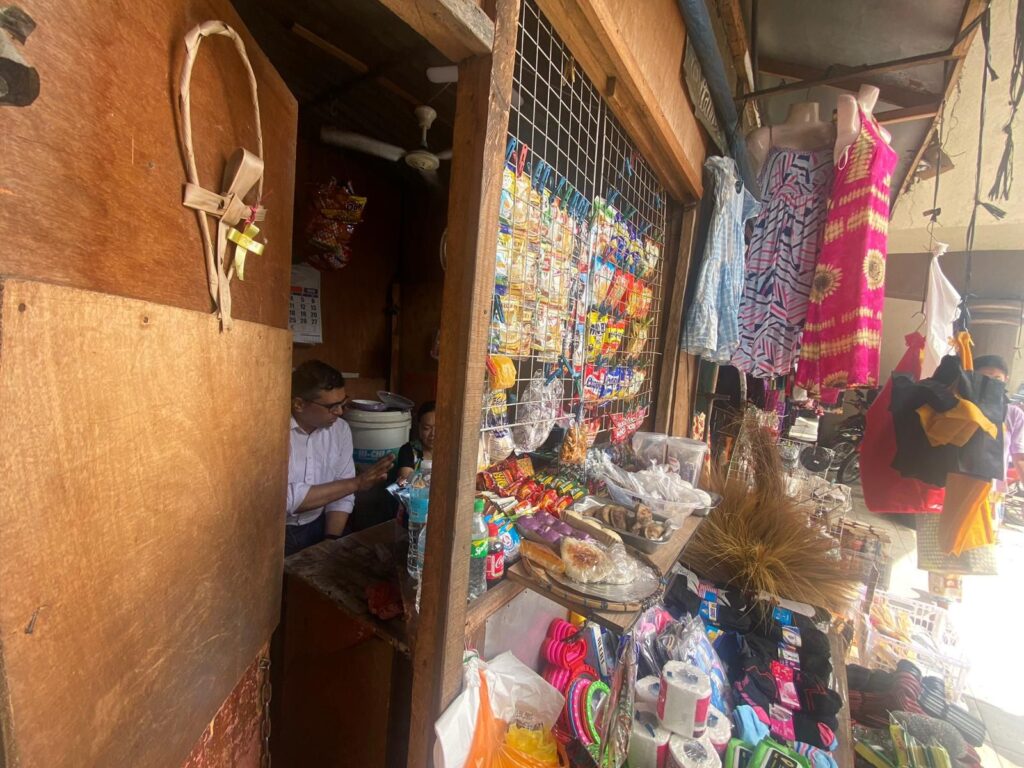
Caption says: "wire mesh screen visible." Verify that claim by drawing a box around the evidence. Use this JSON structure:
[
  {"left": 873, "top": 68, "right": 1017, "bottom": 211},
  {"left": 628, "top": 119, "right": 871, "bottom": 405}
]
[{"left": 481, "top": 0, "right": 669, "bottom": 463}]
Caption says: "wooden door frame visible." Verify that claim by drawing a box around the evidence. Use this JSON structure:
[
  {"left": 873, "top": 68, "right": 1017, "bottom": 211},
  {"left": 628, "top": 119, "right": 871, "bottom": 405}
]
[{"left": 403, "top": 1, "right": 521, "bottom": 767}]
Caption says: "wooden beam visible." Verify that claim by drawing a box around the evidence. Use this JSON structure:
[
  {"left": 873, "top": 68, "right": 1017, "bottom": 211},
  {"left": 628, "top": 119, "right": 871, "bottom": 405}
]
[
  {"left": 291, "top": 23, "right": 423, "bottom": 107},
  {"left": 745, "top": 48, "right": 961, "bottom": 102},
  {"left": 537, "top": 0, "right": 704, "bottom": 200},
  {"left": 714, "top": 0, "right": 755, "bottom": 92},
  {"left": 406, "top": 0, "right": 519, "bottom": 766},
  {"left": 897, "top": 0, "right": 989, "bottom": 196},
  {"left": 877, "top": 103, "right": 941, "bottom": 125},
  {"left": 655, "top": 203, "right": 698, "bottom": 434},
  {"left": 757, "top": 55, "right": 940, "bottom": 108},
  {"left": 377, "top": 0, "right": 495, "bottom": 61}
]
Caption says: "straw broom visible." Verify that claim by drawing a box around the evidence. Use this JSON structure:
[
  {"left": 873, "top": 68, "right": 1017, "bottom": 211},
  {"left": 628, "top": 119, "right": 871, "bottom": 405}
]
[{"left": 683, "top": 426, "right": 859, "bottom": 614}]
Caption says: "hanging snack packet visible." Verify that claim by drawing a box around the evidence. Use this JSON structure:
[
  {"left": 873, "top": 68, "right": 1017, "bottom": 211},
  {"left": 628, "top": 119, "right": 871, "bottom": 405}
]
[
  {"left": 500, "top": 164, "right": 516, "bottom": 224},
  {"left": 636, "top": 283, "right": 654, "bottom": 319},
  {"left": 487, "top": 354, "right": 517, "bottom": 390},
  {"left": 494, "top": 227, "right": 512, "bottom": 296},
  {"left": 618, "top": 367, "right": 633, "bottom": 398},
  {"left": 601, "top": 367, "right": 621, "bottom": 401},
  {"left": 583, "top": 365, "right": 606, "bottom": 403},
  {"left": 610, "top": 412, "right": 631, "bottom": 444},
  {"left": 605, "top": 268, "right": 630, "bottom": 314},
  {"left": 626, "top": 320, "right": 651, "bottom": 359},
  {"left": 602, "top": 319, "right": 627, "bottom": 358},
  {"left": 591, "top": 259, "right": 615, "bottom": 309},
  {"left": 626, "top": 277, "right": 645, "bottom": 318},
  {"left": 586, "top": 312, "right": 608, "bottom": 362}
]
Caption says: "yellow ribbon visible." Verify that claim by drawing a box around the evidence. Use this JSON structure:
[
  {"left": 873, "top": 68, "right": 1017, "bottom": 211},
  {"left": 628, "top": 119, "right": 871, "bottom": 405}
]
[{"left": 226, "top": 224, "right": 266, "bottom": 281}]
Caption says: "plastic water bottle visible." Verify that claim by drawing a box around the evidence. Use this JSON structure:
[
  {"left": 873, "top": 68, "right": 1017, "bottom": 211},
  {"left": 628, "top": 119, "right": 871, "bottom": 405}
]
[
  {"left": 406, "top": 460, "right": 432, "bottom": 580},
  {"left": 468, "top": 499, "right": 488, "bottom": 600},
  {"left": 415, "top": 528, "right": 426, "bottom": 612}
]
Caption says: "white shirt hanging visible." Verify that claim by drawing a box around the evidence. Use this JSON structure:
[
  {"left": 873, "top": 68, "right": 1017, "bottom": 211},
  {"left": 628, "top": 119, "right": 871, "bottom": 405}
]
[{"left": 922, "top": 242, "right": 960, "bottom": 378}]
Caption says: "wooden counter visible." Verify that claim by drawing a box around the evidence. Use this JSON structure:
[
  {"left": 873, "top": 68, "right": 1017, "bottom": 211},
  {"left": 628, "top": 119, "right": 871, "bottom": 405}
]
[{"left": 285, "top": 520, "right": 412, "bottom": 655}]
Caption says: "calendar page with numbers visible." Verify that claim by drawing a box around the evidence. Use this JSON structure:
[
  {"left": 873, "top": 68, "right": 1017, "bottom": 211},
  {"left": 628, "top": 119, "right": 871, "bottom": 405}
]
[{"left": 289, "top": 264, "right": 322, "bottom": 345}]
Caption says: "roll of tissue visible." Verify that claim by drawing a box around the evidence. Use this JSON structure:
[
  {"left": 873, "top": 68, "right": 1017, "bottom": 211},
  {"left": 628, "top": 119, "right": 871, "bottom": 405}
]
[
  {"left": 636, "top": 675, "right": 662, "bottom": 715},
  {"left": 658, "top": 661, "right": 711, "bottom": 736},
  {"left": 629, "top": 711, "right": 671, "bottom": 768},
  {"left": 701, "top": 706, "right": 732, "bottom": 753},
  {"left": 666, "top": 734, "right": 721, "bottom": 768}
]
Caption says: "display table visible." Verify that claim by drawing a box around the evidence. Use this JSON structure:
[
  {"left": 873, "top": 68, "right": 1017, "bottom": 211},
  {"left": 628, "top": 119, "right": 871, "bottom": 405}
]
[{"left": 506, "top": 514, "right": 704, "bottom": 632}]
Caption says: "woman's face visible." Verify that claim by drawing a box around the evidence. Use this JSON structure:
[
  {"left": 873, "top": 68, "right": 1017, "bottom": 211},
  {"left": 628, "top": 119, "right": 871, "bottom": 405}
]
[{"left": 419, "top": 411, "right": 436, "bottom": 449}]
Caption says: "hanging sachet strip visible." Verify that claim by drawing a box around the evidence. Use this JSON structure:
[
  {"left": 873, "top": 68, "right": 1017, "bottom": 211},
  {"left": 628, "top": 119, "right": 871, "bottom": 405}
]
[{"left": 178, "top": 20, "right": 267, "bottom": 330}]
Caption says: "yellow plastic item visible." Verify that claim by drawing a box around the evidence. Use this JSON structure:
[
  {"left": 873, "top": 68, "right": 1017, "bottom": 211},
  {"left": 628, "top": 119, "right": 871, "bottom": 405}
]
[
  {"left": 503, "top": 725, "right": 559, "bottom": 766},
  {"left": 489, "top": 355, "right": 517, "bottom": 390}
]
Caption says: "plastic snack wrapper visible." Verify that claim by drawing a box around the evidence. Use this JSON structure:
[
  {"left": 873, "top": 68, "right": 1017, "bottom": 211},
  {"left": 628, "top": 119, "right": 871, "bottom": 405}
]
[
  {"left": 513, "top": 379, "right": 561, "bottom": 453},
  {"left": 434, "top": 652, "right": 565, "bottom": 768}
]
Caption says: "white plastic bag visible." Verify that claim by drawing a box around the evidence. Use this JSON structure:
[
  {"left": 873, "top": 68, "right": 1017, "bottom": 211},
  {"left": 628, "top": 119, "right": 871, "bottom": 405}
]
[{"left": 434, "top": 651, "right": 565, "bottom": 768}]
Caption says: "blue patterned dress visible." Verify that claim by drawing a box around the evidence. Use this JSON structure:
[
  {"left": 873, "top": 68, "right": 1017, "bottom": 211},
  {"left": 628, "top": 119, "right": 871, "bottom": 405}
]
[
  {"left": 731, "top": 145, "right": 833, "bottom": 378},
  {"left": 682, "top": 157, "right": 761, "bottom": 363}
]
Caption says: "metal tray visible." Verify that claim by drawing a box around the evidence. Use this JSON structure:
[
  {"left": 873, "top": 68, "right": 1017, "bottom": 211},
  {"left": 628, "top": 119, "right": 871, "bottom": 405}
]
[{"left": 572, "top": 497, "right": 681, "bottom": 555}]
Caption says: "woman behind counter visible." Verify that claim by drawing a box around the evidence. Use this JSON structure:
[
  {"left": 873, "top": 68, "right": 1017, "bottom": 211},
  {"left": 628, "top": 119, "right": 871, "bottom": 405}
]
[{"left": 394, "top": 400, "right": 435, "bottom": 483}]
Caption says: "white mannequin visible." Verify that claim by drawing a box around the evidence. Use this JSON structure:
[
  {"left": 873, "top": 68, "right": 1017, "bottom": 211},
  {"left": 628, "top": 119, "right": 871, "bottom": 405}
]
[
  {"left": 746, "top": 102, "right": 835, "bottom": 172},
  {"left": 834, "top": 85, "right": 892, "bottom": 164}
]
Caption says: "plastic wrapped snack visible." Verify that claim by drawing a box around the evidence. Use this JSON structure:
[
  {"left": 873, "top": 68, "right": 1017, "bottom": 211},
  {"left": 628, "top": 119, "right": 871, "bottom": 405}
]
[
  {"left": 513, "top": 379, "right": 561, "bottom": 453},
  {"left": 560, "top": 537, "right": 612, "bottom": 583}
]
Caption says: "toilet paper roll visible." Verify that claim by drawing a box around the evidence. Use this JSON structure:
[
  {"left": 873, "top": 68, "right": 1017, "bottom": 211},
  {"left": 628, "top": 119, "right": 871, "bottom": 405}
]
[
  {"left": 629, "top": 711, "right": 671, "bottom": 768},
  {"left": 658, "top": 661, "right": 712, "bottom": 736},
  {"left": 666, "top": 734, "right": 721, "bottom": 768},
  {"left": 636, "top": 675, "right": 662, "bottom": 714},
  {"left": 700, "top": 706, "right": 732, "bottom": 754}
]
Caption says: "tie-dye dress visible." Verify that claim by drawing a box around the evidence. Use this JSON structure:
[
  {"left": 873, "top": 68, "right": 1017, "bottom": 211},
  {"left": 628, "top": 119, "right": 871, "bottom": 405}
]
[
  {"left": 731, "top": 145, "right": 833, "bottom": 378},
  {"left": 796, "top": 108, "right": 898, "bottom": 393}
]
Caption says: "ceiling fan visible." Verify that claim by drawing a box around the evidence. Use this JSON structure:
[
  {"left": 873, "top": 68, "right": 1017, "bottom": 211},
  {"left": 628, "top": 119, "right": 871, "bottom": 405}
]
[{"left": 320, "top": 105, "right": 452, "bottom": 183}]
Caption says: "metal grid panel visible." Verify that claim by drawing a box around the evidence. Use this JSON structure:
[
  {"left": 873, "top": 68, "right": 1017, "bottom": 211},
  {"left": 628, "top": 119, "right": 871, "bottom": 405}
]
[
  {"left": 481, "top": 0, "right": 669, "bottom": 458},
  {"left": 588, "top": 111, "right": 668, "bottom": 438}
]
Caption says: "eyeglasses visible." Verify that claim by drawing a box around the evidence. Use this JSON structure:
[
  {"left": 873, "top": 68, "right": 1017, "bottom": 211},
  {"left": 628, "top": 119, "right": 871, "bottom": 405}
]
[{"left": 307, "top": 397, "right": 350, "bottom": 414}]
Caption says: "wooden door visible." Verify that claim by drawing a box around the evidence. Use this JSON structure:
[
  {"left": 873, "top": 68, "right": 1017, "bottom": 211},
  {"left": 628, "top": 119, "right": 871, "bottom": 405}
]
[{"left": 0, "top": 1, "right": 297, "bottom": 766}]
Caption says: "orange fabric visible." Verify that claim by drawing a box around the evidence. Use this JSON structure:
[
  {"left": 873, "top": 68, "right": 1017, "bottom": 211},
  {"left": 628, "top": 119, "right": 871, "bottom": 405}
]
[
  {"left": 954, "top": 331, "right": 974, "bottom": 371},
  {"left": 938, "top": 473, "right": 994, "bottom": 555},
  {"left": 917, "top": 399, "right": 998, "bottom": 447}
]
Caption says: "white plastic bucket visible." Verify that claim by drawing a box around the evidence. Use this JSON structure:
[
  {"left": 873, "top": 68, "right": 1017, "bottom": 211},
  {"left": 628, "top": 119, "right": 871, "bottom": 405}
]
[{"left": 343, "top": 408, "right": 411, "bottom": 466}]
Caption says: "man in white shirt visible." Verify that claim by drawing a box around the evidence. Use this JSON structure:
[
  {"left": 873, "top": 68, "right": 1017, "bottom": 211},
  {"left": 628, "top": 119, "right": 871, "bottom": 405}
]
[{"left": 287, "top": 360, "right": 393, "bottom": 555}]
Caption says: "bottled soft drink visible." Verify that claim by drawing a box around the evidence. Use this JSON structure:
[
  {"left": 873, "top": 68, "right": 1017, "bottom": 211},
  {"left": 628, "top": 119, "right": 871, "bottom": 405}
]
[
  {"left": 485, "top": 521, "right": 505, "bottom": 587},
  {"left": 406, "top": 459, "right": 432, "bottom": 580},
  {"left": 468, "top": 499, "right": 488, "bottom": 600}
]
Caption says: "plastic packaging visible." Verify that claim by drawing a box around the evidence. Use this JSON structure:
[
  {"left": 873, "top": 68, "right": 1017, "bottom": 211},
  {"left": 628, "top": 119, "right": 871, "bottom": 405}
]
[
  {"left": 469, "top": 501, "right": 489, "bottom": 600},
  {"left": 657, "top": 615, "right": 732, "bottom": 717},
  {"left": 513, "top": 379, "right": 560, "bottom": 453},
  {"left": 407, "top": 460, "right": 433, "bottom": 580},
  {"left": 434, "top": 653, "right": 565, "bottom": 768}
]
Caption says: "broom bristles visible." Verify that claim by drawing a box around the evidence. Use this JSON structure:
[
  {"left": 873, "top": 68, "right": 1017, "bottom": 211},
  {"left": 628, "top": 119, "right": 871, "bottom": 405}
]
[{"left": 687, "top": 426, "right": 859, "bottom": 614}]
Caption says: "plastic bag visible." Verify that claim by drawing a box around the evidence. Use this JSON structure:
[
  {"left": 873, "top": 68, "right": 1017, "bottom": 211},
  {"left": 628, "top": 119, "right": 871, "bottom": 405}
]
[
  {"left": 657, "top": 615, "right": 732, "bottom": 716},
  {"left": 435, "top": 652, "right": 565, "bottom": 768}
]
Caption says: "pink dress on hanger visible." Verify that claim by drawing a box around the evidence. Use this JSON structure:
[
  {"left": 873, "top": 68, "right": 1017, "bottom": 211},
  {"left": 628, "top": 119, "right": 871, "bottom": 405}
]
[{"left": 796, "top": 106, "right": 898, "bottom": 393}]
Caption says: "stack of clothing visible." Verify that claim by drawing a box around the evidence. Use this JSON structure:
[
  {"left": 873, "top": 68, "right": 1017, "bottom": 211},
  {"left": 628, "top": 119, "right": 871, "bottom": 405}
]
[
  {"left": 890, "top": 333, "right": 1006, "bottom": 554},
  {"left": 665, "top": 571, "right": 846, "bottom": 766}
]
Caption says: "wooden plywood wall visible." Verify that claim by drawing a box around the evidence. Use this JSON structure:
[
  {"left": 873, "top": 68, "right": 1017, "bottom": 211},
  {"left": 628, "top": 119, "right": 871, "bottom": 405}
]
[
  {"left": 0, "top": 0, "right": 298, "bottom": 764},
  {"left": 0, "top": 0, "right": 297, "bottom": 327},
  {"left": 0, "top": 280, "right": 291, "bottom": 767}
]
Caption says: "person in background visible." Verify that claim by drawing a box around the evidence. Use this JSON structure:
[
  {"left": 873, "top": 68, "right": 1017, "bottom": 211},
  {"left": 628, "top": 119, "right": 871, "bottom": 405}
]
[
  {"left": 287, "top": 360, "right": 394, "bottom": 555},
  {"left": 974, "top": 355, "right": 1024, "bottom": 485},
  {"left": 393, "top": 400, "right": 436, "bottom": 484}
]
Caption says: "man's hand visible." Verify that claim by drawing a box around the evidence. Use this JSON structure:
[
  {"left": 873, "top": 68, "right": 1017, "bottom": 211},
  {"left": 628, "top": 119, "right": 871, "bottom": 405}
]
[{"left": 356, "top": 454, "right": 395, "bottom": 492}]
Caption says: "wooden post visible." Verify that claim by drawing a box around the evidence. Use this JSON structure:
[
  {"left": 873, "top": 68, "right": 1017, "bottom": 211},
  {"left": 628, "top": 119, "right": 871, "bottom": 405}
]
[
  {"left": 406, "top": 0, "right": 520, "bottom": 765},
  {"left": 655, "top": 204, "right": 698, "bottom": 435}
]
